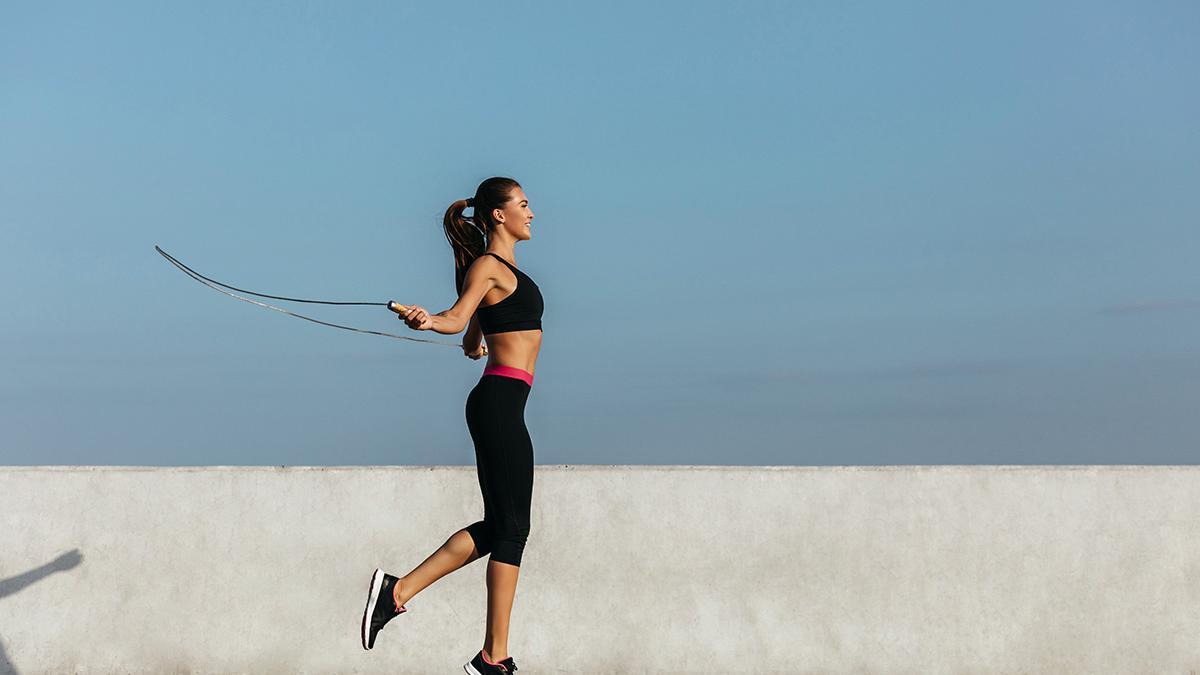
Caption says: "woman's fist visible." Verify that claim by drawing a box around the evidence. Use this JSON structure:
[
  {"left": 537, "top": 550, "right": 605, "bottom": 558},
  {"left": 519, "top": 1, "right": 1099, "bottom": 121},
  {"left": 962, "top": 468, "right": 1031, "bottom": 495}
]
[
  {"left": 464, "top": 343, "right": 488, "bottom": 360},
  {"left": 399, "top": 305, "right": 433, "bottom": 331}
]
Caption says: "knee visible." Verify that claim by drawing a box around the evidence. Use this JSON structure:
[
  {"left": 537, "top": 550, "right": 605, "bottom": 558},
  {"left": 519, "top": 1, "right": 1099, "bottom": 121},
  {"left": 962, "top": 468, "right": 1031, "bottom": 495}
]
[
  {"left": 503, "top": 519, "right": 530, "bottom": 544},
  {"left": 490, "top": 521, "right": 530, "bottom": 566},
  {"left": 464, "top": 521, "right": 492, "bottom": 557},
  {"left": 491, "top": 538, "right": 527, "bottom": 567}
]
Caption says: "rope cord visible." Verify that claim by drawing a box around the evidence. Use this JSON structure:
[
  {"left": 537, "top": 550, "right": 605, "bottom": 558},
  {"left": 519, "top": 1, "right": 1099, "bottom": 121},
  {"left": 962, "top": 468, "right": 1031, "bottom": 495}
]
[
  {"left": 155, "top": 245, "right": 462, "bottom": 347},
  {"left": 156, "top": 245, "right": 384, "bottom": 305}
]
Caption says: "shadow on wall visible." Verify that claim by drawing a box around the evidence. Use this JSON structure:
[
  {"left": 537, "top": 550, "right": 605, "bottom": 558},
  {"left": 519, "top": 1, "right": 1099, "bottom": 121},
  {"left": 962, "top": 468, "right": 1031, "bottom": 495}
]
[{"left": 0, "top": 549, "right": 84, "bottom": 675}]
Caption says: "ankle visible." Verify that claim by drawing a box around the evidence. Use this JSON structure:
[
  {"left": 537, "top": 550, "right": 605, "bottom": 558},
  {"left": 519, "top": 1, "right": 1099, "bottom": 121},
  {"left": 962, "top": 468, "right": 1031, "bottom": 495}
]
[
  {"left": 482, "top": 647, "right": 508, "bottom": 664},
  {"left": 392, "top": 577, "right": 407, "bottom": 609}
]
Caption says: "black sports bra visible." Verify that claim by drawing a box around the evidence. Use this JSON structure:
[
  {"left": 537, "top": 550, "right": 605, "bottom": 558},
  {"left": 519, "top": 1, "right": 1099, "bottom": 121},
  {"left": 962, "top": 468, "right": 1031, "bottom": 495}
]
[{"left": 475, "top": 252, "right": 543, "bottom": 335}]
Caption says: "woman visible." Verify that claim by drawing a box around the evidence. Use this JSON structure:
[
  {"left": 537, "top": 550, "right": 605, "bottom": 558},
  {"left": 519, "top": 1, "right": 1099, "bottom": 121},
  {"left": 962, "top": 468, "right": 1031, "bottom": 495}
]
[{"left": 360, "top": 177, "right": 542, "bottom": 675}]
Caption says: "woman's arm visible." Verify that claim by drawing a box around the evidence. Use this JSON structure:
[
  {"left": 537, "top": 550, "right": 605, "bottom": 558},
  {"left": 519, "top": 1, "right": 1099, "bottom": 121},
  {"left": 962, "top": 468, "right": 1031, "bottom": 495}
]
[
  {"left": 410, "top": 256, "right": 497, "bottom": 335},
  {"left": 462, "top": 313, "right": 483, "bottom": 350}
]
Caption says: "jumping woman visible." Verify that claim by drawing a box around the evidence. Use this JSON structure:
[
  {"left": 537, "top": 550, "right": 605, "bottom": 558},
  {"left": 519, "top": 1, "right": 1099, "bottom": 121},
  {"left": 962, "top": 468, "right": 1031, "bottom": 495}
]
[{"left": 360, "top": 177, "right": 542, "bottom": 675}]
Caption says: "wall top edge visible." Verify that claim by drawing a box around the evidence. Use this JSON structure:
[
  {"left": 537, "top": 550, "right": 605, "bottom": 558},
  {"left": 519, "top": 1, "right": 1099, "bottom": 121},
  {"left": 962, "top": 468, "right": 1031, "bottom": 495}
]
[{"left": 1, "top": 465, "right": 1198, "bottom": 472}]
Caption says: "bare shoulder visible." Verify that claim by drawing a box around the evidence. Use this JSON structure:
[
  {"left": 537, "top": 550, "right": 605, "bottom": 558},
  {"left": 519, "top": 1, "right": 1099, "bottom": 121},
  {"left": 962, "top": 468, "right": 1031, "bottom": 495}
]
[
  {"left": 467, "top": 253, "right": 504, "bottom": 277},
  {"left": 463, "top": 253, "right": 508, "bottom": 291}
]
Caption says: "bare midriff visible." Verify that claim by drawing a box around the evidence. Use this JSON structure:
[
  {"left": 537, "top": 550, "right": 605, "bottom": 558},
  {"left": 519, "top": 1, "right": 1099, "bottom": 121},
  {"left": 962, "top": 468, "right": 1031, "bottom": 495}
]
[{"left": 483, "top": 329, "right": 542, "bottom": 376}]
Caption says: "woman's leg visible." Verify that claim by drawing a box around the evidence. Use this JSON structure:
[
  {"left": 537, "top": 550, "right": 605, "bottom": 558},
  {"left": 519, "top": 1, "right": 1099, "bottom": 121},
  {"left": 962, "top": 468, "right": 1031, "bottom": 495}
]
[
  {"left": 483, "top": 559, "right": 520, "bottom": 662},
  {"left": 468, "top": 376, "right": 535, "bottom": 663},
  {"left": 392, "top": 526, "right": 486, "bottom": 608}
]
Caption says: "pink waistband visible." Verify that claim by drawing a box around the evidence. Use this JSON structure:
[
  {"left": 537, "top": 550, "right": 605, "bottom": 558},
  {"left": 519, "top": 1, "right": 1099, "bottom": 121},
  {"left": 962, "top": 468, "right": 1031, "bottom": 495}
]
[{"left": 482, "top": 364, "right": 534, "bottom": 387}]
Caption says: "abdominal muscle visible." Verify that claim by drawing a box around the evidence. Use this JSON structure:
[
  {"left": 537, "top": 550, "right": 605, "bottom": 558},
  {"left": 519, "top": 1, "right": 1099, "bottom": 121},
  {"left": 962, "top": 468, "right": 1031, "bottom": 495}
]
[{"left": 483, "top": 329, "right": 542, "bottom": 375}]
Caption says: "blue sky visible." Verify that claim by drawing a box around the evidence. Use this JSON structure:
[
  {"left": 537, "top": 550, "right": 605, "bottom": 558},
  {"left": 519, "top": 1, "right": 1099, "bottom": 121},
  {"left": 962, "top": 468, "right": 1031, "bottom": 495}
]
[{"left": 2, "top": 1, "right": 1198, "bottom": 465}]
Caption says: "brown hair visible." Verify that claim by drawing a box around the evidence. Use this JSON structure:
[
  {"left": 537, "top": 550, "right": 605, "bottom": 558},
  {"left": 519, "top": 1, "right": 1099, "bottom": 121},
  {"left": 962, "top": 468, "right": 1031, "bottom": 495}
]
[{"left": 443, "top": 176, "right": 522, "bottom": 294}]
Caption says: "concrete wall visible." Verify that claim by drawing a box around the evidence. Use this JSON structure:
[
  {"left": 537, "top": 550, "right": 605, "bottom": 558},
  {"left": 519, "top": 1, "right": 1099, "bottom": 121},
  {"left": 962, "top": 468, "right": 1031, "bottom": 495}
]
[{"left": 1, "top": 466, "right": 1199, "bottom": 674}]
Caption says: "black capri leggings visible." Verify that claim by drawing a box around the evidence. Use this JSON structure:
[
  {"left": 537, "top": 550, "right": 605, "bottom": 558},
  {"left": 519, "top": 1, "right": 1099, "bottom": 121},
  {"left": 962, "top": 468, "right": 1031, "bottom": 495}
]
[{"left": 463, "top": 373, "right": 534, "bottom": 567}]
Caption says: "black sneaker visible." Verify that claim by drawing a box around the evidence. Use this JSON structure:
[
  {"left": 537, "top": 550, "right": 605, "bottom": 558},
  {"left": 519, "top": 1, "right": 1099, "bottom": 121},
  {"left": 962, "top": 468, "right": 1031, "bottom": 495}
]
[
  {"left": 463, "top": 649, "right": 519, "bottom": 674},
  {"left": 361, "top": 568, "right": 407, "bottom": 650}
]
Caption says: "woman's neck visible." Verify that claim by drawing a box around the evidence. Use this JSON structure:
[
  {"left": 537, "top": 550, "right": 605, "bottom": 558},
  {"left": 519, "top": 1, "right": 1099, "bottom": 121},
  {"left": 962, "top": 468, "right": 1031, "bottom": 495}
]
[{"left": 485, "top": 245, "right": 516, "bottom": 264}]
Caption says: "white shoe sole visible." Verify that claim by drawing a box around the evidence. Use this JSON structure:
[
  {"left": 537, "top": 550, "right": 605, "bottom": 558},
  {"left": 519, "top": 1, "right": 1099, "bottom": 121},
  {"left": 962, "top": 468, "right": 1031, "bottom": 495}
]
[
  {"left": 464, "top": 663, "right": 484, "bottom": 675},
  {"left": 361, "top": 567, "right": 385, "bottom": 650}
]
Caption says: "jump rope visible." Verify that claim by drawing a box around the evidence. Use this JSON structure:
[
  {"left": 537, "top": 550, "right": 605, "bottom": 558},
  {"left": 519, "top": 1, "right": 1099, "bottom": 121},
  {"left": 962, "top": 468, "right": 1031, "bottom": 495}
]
[{"left": 155, "top": 245, "right": 474, "bottom": 349}]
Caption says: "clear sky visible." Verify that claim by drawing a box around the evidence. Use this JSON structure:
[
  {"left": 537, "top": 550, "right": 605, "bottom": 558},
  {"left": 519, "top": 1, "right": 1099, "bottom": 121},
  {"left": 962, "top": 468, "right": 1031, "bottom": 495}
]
[{"left": 3, "top": 1, "right": 1198, "bottom": 465}]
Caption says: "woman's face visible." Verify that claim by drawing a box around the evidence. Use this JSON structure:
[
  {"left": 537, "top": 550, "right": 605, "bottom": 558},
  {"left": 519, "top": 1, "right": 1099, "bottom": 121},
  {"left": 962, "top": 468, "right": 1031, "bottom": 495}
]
[{"left": 492, "top": 187, "right": 534, "bottom": 241}]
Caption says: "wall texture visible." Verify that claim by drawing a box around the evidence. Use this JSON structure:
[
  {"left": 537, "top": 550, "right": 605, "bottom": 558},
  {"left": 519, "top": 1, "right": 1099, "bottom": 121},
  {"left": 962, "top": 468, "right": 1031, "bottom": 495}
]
[{"left": 1, "top": 466, "right": 1198, "bottom": 674}]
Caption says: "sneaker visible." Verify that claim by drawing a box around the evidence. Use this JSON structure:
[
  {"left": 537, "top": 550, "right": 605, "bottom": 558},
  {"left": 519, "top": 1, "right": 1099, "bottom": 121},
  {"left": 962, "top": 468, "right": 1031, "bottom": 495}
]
[
  {"left": 361, "top": 567, "right": 407, "bottom": 650},
  {"left": 464, "top": 649, "right": 519, "bottom": 674}
]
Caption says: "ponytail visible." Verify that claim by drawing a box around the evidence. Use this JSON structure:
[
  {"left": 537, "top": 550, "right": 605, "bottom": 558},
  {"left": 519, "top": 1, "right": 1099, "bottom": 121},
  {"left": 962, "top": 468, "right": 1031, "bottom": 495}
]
[
  {"left": 443, "top": 198, "right": 485, "bottom": 294},
  {"left": 442, "top": 177, "right": 521, "bottom": 294}
]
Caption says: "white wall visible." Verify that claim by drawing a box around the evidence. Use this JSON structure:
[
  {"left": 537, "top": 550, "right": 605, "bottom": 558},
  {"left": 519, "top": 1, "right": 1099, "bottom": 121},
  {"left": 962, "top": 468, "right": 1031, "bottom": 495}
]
[{"left": 2, "top": 466, "right": 1199, "bottom": 674}]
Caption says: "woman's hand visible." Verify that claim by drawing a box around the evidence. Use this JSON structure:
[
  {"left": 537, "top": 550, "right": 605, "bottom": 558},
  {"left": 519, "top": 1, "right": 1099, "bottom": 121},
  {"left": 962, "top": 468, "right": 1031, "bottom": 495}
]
[
  {"left": 399, "top": 305, "right": 433, "bottom": 331},
  {"left": 463, "top": 343, "right": 488, "bottom": 360}
]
